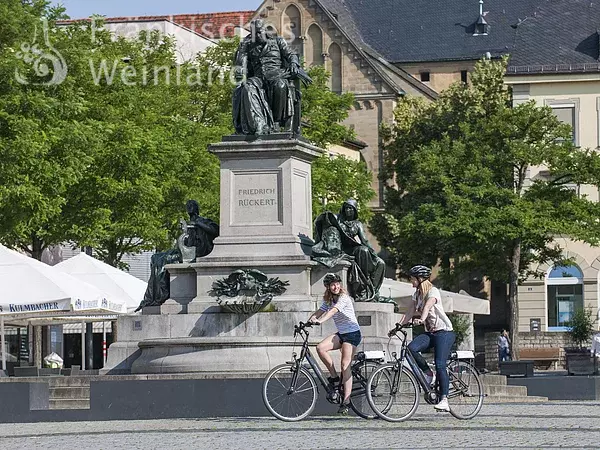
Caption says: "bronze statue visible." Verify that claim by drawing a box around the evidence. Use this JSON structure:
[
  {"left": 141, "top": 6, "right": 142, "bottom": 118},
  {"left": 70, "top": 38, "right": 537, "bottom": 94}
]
[
  {"left": 312, "top": 199, "right": 386, "bottom": 302},
  {"left": 184, "top": 200, "right": 219, "bottom": 259},
  {"left": 210, "top": 269, "right": 289, "bottom": 314},
  {"left": 232, "top": 19, "right": 312, "bottom": 136},
  {"left": 136, "top": 201, "right": 219, "bottom": 311}
]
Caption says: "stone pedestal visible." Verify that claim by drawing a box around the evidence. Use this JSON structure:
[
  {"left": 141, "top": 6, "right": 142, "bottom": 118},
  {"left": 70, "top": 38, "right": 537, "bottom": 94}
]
[{"left": 208, "top": 136, "right": 322, "bottom": 259}]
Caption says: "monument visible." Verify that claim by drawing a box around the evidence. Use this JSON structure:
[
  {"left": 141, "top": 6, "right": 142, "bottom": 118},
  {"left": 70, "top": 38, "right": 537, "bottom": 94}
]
[{"left": 103, "top": 21, "right": 401, "bottom": 375}]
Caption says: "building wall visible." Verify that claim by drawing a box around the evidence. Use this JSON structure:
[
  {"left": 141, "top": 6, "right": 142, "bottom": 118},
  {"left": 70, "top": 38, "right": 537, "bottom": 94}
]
[
  {"left": 326, "top": 143, "right": 360, "bottom": 161},
  {"left": 399, "top": 61, "right": 476, "bottom": 93},
  {"left": 508, "top": 75, "right": 600, "bottom": 202},
  {"left": 517, "top": 249, "right": 600, "bottom": 333},
  {"left": 507, "top": 74, "right": 600, "bottom": 333}
]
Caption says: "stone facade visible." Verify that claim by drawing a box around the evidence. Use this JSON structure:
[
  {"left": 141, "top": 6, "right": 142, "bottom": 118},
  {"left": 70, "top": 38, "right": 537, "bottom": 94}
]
[
  {"left": 484, "top": 331, "right": 572, "bottom": 371},
  {"left": 400, "top": 60, "right": 477, "bottom": 93},
  {"left": 517, "top": 248, "right": 600, "bottom": 333}
]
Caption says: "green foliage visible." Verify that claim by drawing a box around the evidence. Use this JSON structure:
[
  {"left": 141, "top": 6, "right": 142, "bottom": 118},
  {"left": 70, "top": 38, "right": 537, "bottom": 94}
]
[
  {"left": 449, "top": 314, "right": 471, "bottom": 348},
  {"left": 312, "top": 155, "right": 375, "bottom": 222},
  {"left": 301, "top": 65, "right": 355, "bottom": 148},
  {"left": 0, "top": 1, "right": 98, "bottom": 259},
  {"left": 568, "top": 308, "right": 596, "bottom": 348},
  {"left": 372, "top": 56, "right": 600, "bottom": 355},
  {"left": 373, "top": 56, "right": 600, "bottom": 281}
]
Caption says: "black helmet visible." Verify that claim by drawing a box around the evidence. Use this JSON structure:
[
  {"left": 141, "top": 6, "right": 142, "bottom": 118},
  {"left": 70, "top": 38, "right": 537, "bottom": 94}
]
[
  {"left": 409, "top": 265, "right": 432, "bottom": 280},
  {"left": 323, "top": 273, "right": 342, "bottom": 286}
]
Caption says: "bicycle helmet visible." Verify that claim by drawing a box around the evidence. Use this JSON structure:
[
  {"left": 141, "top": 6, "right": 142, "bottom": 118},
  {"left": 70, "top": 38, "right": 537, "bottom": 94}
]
[
  {"left": 323, "top": 273, "right": 342, "bottom": 286},
  {"left": 408, "top": 265, "right": 432, "bottom": 280}
]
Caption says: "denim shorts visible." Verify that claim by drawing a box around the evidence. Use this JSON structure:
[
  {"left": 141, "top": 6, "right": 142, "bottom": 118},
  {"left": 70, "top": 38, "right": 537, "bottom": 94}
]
[{"left": 337, "top": 330, "right": 362, "bottom": 347}]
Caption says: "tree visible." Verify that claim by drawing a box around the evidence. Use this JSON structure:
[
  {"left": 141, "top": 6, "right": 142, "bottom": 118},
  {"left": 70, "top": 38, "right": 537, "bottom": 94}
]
[
  {"left": 301, "top": 65, "right": 375, "bottom": 221},
  {"left": 311, "top": 154, "right": 375, "bottom": 222},
  {"left": 0, "top": 1, "right": 103, "bottom": 259},
  {"left": 58, "top": 24, "right": 231, "bottom": 267},
  {"left": 372, "top": 57, "right": 600, "bottom": 358}
]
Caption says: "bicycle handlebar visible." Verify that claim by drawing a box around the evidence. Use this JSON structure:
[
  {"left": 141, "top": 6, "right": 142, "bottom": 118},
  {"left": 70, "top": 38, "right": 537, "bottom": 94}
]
[
  {"left": 294, "top": 321, "right": 315, "bottom": 336},
  {"left": 387, "top": 322, "right": 414, "bottom": 337}
]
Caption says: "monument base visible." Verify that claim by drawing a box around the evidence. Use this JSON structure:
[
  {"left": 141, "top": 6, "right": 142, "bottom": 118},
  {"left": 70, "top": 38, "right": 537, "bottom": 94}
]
[{"left": 103, "top": 303, "right": 402, "bottom": 374}]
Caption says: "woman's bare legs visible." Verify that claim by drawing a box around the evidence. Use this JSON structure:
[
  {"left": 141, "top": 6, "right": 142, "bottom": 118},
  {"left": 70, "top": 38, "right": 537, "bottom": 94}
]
[
  {"left": 340, "top": 342, "right": 355, "bottom": 404},
  {"left": 316, "top": 334, "right": 342, "bottom": 378}
]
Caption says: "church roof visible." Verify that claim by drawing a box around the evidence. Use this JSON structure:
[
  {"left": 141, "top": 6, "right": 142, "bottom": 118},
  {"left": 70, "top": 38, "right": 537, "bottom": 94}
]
[{"left": 318, "top": 0, "right": 541, "bottom": 63}]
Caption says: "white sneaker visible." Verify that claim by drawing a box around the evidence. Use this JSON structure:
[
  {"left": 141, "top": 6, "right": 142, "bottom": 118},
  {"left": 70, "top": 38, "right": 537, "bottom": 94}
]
[{"left": 434, "top": 398, "right": 450, "bottom": 412}]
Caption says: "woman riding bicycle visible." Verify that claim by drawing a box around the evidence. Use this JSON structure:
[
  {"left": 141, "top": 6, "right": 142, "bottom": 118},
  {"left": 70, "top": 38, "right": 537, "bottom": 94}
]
[
  {"left": 308, "top": 273, "right": 362, "bottom": 415},
  {"left": 400, "top": 265, "right": 455, "bottom": 412}
]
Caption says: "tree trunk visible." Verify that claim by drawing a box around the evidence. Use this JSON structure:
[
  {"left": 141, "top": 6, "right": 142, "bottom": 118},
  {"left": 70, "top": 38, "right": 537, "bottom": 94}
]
[
  {"left": 30, "top": 234, "right": 44, "bottom": 261},
  {"left": 508, "top": 238, "right": 521, "bottom": 361}
]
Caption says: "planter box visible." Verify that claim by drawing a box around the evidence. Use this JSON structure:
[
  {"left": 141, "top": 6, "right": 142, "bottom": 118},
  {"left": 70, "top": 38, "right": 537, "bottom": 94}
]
[
  {"left": 499, "top": 360, "right": 534, "bottom": 377},
  {"left": 565, "top": 350, "right": 595, "bottom": 375}
]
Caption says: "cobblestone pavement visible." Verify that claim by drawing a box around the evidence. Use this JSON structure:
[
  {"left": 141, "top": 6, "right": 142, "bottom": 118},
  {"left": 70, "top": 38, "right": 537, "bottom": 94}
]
[{"left": 1, "top": 402, "right": 599, "bottom": 449}]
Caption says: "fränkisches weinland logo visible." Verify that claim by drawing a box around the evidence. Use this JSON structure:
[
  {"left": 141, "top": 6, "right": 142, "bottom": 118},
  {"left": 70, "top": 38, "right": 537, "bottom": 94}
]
[{"left": 15, "top": 18, "right": 68, "bottom": 86}]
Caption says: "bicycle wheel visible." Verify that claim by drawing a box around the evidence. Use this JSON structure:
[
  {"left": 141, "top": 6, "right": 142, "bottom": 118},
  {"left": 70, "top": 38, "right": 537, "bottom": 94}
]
[
  {"left": 349, "top": 361, "right": 381, "bottom": 419},
  {"left": 366, "top": 363, "right": 419, "bottom": 422},
  {"left": 447, "top": 360, "right": 484, "bottom": 420},
  {"left": 262, "top": 363, "right": 318, "bottom": 421}
]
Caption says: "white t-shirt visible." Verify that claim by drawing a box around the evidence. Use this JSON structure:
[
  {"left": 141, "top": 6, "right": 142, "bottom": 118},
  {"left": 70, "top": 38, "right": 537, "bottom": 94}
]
[
  {"left": 413, "top": 287, "right": 453, "bottom": 333},
  {"left": 320, "top": 293, "right": 360, "bottom": 334}
]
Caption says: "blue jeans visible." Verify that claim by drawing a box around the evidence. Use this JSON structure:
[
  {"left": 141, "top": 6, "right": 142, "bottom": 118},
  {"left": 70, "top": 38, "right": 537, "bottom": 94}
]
[
  {"left": 408, "top": 330, "right": 456, "bottom": 397},
  {"left": 498, "top": 347, "right": 510, "bottom": 362}
]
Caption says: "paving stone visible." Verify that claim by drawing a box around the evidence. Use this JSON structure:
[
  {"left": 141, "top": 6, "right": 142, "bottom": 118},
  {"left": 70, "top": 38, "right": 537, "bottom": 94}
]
[{"left": 1, "top": 402, "right": 599, "bottom": 449}]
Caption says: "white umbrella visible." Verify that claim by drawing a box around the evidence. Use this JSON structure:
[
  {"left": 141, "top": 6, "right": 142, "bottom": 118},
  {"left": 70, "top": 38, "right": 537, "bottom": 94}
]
[
  {"left": 0, "top": 245, "right": 126, "bottom": 316},
  {"left": 54, "top": 253, "right": 146, "bottom": 313},
  {"left": 0, "top": 245, "right": 127, "bottom": 371}
]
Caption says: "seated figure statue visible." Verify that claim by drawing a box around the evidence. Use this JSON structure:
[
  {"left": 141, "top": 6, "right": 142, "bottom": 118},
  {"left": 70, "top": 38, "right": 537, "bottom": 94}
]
[
  {"left": 232, "top": 19, "right": 312, "bottom": 136},
  {"left": 136, "top": 200, "right": 219, "bottom": 311},
  {"left": 312, "top": 199, "right": 386, "bottom": 302}
]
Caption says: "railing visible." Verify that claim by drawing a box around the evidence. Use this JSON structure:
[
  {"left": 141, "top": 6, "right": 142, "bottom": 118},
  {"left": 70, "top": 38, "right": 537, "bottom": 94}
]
[{"left": 507, "top": 63, "right": 600, "bottom": 74}]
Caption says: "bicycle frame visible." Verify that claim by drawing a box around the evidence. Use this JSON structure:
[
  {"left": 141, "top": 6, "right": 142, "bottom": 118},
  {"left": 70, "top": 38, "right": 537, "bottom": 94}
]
[
  {"left": 391, "top": 328, "right": 436, "bottom": 395},
  {"left": 390, "top": 326, "right": 480, "bottom": 402},
  {"left": 291, "top": 326, "right": 336, "bottom": 398},
  {"left": 291, "top": 324, "right": 376, "bottom": 402}
]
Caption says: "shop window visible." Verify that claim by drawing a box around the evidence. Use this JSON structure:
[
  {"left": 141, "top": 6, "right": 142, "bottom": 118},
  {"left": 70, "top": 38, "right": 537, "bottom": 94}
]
[{"left": 547, "top": 264, "right": 584, "bottom": 331}]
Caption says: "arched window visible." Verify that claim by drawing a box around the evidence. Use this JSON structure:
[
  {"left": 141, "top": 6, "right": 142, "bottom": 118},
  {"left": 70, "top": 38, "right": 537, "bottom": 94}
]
[
  {"left": 306, "top": 24, "right": 324, "bottom": 66},
  {"left": 329, "top": 42, "right": 342, "bottom": 93},
  {"left": 282, "top": 5, "right": 303, "bottom": 58},
  {"left": 547, "top": 264, "right": 584, "bottom": 330}
]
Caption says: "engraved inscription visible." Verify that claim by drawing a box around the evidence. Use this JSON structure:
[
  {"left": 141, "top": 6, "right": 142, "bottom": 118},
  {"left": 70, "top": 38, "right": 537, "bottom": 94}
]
[
  {"left": 232, "top": 171, "right": 281, "bottom": 224},
  {"left": 238, "top": 188, "right": 277, "bottom": 207}
]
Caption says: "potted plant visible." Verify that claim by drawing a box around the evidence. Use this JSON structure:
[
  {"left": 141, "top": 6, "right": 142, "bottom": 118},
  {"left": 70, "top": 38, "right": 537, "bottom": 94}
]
[{"left": 565, "top": 308, "right": 595, "bottom": 375}]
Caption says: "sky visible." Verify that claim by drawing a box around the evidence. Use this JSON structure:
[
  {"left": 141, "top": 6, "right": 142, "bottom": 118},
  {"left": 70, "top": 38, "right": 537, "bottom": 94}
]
[{"left": 51, "top": 0, "right": 262, "bottom": 19}]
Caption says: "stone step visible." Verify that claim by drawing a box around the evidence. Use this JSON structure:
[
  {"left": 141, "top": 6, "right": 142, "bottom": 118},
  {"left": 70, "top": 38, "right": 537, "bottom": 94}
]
[
  {"left": 484, "top": 384, "right": 527, "bottom": 397},
  {"left": 480, "top": 374, "right": 507, "bottom": 386},
  {"left": 484, "top": 395, "right": 548, "bottom": 403},
  {"left": 49, "top": 399, "right": 90, "bottom": 410},
  {"left": 48, "top": 377, "right": 91, "bottom": 387},
  {"left": 49, "top": 387, "right": 90, "bottom": 400}
]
